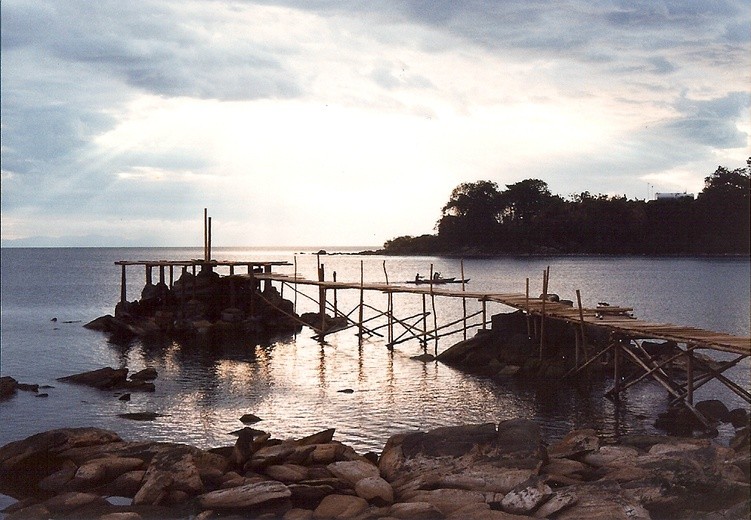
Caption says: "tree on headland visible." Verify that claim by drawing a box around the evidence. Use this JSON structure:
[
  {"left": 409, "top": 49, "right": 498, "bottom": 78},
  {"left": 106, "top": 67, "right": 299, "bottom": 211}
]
[{"left": 382, "top": 159, "right": 750, "bottom": 256}]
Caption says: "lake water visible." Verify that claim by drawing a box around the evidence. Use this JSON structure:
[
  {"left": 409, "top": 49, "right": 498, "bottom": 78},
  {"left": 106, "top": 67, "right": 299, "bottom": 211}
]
[{"left": 1, "top": 247, "right": 749, "bottom": 455}]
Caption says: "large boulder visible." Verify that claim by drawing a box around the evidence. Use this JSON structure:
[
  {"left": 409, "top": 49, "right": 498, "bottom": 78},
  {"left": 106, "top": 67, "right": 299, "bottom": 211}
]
[
  {"left": 0, "top": 428, "right": 122, "bottom": 492},
  {"left": 379, "top": 420, "right": 546, "bottom": 499}
]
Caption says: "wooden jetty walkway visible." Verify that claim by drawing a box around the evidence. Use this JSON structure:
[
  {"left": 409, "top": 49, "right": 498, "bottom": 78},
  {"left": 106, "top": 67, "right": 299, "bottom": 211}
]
[
  {"left": 113, "top": 211, "right": 749, "bottom": 430},
  {"left": 251, "top": 263, "right": 750, "bottom": 430}
]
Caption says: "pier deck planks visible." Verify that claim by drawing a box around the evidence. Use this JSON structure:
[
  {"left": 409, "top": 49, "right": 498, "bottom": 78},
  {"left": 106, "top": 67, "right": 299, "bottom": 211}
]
[{"left": 255, "top": 272, "right": 751, "bottom": 356}]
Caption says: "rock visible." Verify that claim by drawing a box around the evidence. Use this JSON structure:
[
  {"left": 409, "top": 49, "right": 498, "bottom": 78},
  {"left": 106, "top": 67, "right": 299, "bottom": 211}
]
[
  {"left": 99, "top": 513, "right": 143, "bottom": 520},
  {"left": 38, "top": 459, "right": 78, "bottom": 491},
  {"left": 70, "top": 456, "right": 144, "bottom": 490},
  {"left": 284, "top": 508, "right": 315, "bottom": 520},
  {"left": 288, "top": 483, "right": 337, "bottom": 507},
  {"left": 249, "top": 443, "right": 296, "bottom": 470},
  {"left": 312, "top": 494, "right": 369, "bottom": 520},
  {"left": 327, "top": 460, "right": 379, "bottom": 487},
  {"left": 354, "top": 476, "right": 394, "bottom": 505},
  {"left": 730, "top": 427, "right": 749, "bottom": 452},
  {"left": 119, "top": 393, "right": 131, "bottom": 401},
  {"left": 728, "top": 408, "right": 749, "bottom": 428},
  {"left": 296, "top": 429, "right": 336, "bottom": 446},
  {"left": 117, "top": 412, "right": 164, "bottom": 421},
  {"left": 0, "top": 427, "right": 122, "bottom": 490},
  {"left": 266, "top": 464, "right": 309, "bottom": 483},
  {"left": 129, "top": 368, "right": 158, "bottom": 381},
  {"left": 240, "top": 413, "right": 262, "bottom": 424},
  {"left": 0, "top": 376, "right": 18, "bottom": 399},
  {"left": 337, "top": 388, "right": 354, "bottom": 394},
  {"left": 548, "top": 429, "right": 599, "bottom": 458},
  {"left": 388, "top": 501, "right": 445, "bottom": 519},
  {"left": 542, "top": 457, "right": 589, "bottom": 477},
  {"left": 555, "top": 482, "right": 651, "bottom": 520},
  {"left": 132, "top": 472, "right": 173, "bottom": 506},
  {"left": 581, "top": 445, "right": 639, "bottom": 467},
  {"left": 105, "top": 470, "right": 146, "bottom": 497},
  {"left": 533, "top": 489, "right": 577, "bottom": 518},
  {"left": 58, "top": 367, "right": 130, "bottom": 389},
  {"left": 500, "top": 476, "right": 552, "bottom": 515},
  {"left": 199, "top": 480, "right": 291, "bottom": 509},
  {"left": 410, "top": 353, "right": 435, "bottom": 362},
  {"left": 402, "top": 489, "right": 484, "bottom": 515},
  {"left": 43, "top": 491, "right": 107, "bottom": 514},
  {"left": 695, "top": 399, "right": 730, "bottom": 423}
]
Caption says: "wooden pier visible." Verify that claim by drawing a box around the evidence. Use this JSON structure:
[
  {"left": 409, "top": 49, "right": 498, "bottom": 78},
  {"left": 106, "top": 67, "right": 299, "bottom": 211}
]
[
  {"left": 113, "top": 248, "right": 749, "bottom": 431},
  {"left": 251, "top": 262, "right": 750, "bottom": 430}
]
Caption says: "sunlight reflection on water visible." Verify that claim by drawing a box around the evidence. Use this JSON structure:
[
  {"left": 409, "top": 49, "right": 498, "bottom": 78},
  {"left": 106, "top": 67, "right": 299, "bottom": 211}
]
[{"left": 1, "top": 248, "right": 748, "bottom": 453}]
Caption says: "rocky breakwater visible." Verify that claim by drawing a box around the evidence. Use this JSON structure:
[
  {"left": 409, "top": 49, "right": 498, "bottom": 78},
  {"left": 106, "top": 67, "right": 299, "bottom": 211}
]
[
  {"left": 1, "top": 419, "right": 749, "bottom": 520},
  {"left": 85, "top": 265, "right": 302, "bottom": 345}
]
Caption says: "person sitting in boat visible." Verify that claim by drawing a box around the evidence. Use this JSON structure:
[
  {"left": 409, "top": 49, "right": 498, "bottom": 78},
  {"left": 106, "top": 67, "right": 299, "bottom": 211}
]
[
  {"left": 433, "top": 272, "right": 441, "bottom": 280},
  {"left": 415, "top": 273, "right": 422, "bottom": 282}
]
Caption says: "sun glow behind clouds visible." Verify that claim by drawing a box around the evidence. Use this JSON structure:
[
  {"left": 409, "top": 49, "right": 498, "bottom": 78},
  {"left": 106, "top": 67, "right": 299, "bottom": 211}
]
[{"left": 87, "top": 92, "right": 623, "bottom": 245}]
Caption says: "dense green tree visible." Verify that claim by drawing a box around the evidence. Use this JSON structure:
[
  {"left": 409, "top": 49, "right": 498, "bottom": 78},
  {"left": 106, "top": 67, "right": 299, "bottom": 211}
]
[{"left": 384, "top": 161, "right": 750, "bottom": 256}]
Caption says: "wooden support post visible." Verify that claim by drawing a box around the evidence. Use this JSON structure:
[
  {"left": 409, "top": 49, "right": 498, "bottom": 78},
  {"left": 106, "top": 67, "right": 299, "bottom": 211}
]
[
  {"left": 422, "top": 293, "right": 428, "bottom": 350},
  {"left": 249, "top": 267, "right": 255, "bottom": 318},
  {"left": 207, "top": 216, "right": 212, "bottom": 262},
  {"left": 120, "top": 264, "right": 127, "bottom": 304},
  {"left": 204, "top": 208, "right": 208, "bottom": 262},
  {"left": 146, "top": 265, "right": 153, "bottom": 286},
  {"left": 613, "top": 340, "right": 621, "bottom": 397},
  {"left": 180, "top": 267, "right": 186, "bottom": 319},
  {"left": 525, "top": 278, "right": 531, "bottom": 338},
  {"left": 318, "top": 263, "right": 326, "bottom": 334},
  {"left": 263, "top": 265, "right": 272, "bottom": 292},
  {"left": 358, "top": 261, "right": 364, "bottom": 342},
  {"left": 294, "top": 256, "right": 298, "bottom": 314},
  {"left": 482, "top": 299, "right": 487, "bottom": 330},
  {"left": 333, "top": 271, "right": 338, "bottom": 316},
  {"left": 387, "top": 291, "right": 394, "bottom": 348},
  {"left": 159, "top": 265, "right": 165, "bottom": 285},
  {"left": 461, "top": 259, "right": 467, "bottom": 340},
  {"left": 430, "top": 263, "right": 438, "bottom": 356},
  {"left": 169, "top": 265, "right": 174, "bottom": 288},
  {"left": 539, "top": 268, "right": 548, "bottom": 360},
  {"left": 686, "top": 347, "right": 694, "bottom": 405},
  {"left": 229, "top": 265, "right": 234, "bottom": 276}
]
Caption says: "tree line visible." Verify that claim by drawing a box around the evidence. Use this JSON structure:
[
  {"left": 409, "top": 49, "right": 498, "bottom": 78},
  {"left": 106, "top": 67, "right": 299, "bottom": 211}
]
[{"left": 382, "top": 160, "right": 750, "bottom": 256}]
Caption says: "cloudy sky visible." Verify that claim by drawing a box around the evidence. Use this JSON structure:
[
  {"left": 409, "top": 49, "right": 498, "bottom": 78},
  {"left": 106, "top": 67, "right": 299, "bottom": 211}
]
[{"left": 2, "top": 0, "right": 749, "bottom": 247}]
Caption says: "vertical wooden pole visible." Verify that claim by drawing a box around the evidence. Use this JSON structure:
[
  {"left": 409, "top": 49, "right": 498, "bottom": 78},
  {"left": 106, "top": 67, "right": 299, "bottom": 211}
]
[
  {"left": 686, "top": 347, "right": 694, "bottom": 405},
  {"left": 482, "top": 299, "right": 487, "bottom": 330},
  {"left": 169, "top": 265, "right": 174, "bottom": 288},
  {"left": 358, "top": 260, "right": 364, "bottom": 342},
  {"left": 263, "top": 265, "right": 272, "bottom": 292},
  {"left": 576, "top": 289, "right": 587, "bottom": 364},
  {"left": 318, "top": 263, "right": 326, "bottom": 334},
  {"left": 422, "top": 293, "right": 428, "bottom": 350},
  {"left": 387, "top": 291, "right": 394, "bottom": 348},
  {"left": 461, "top": 259, "right": 467, "bottom": 340},
  {"left": 146, "top": 265, "right": 153, "bottom": 285},
  {"left": 180, "top": 267, "right": 186, "bottom": 318},
  {"left": 294, "top": 256, "right": 298, "bottom": 314},
  {"left": 539, "top": 268, "right": 548, "bottom": 360},
  {"left": 430, "top": 263, "right": 438, "bottom": 356},
  {"left": 120, "top": 264, "right": 127, "bottom": 304},
  {"left": 204, "top": 208, "right": 208, "bottom": 262},
  {"left": 249, "top": 266, "right": 255, "bottom": 318},
  {"left": 159, "top": 265, "right": 165, "bottom": 285},
  {"left": 333, "top": 271, "right": 338, "bottom": 316},
  {"left": 525, "top": 278, "right": 531, "bottom": 338},
  {"left": 613, "top": 341, "right": 621, "bottom": 397},
  {"left": 207, "top": 216, "right": 212, "bottom": 263}
]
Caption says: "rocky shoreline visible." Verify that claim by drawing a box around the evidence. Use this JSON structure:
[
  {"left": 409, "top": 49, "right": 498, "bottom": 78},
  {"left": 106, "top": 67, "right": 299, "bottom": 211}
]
[{"left": 1, "top": 419, "right": 748, "bottom": 520}]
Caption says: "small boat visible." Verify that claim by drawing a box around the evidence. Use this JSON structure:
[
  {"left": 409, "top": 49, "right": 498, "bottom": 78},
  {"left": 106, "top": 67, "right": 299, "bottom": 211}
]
[{"left": 406, "top": 276, "right": 470, "bottom": 285}]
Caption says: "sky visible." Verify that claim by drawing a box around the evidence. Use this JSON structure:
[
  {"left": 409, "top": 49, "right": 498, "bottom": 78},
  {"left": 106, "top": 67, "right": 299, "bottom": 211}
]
[{"left": 1, "top": 0, "right": 750, "bottom": 247}]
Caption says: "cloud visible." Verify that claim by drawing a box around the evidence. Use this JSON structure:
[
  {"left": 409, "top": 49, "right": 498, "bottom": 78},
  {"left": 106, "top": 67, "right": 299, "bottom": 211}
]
[{"left": 1, "top": 0, "right": 749, "bottom": 246}]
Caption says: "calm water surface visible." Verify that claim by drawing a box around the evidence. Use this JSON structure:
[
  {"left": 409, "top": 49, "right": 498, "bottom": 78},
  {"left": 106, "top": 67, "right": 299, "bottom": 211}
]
[{"left": 1, "top": 248, "right": 749, "bottom": 454}]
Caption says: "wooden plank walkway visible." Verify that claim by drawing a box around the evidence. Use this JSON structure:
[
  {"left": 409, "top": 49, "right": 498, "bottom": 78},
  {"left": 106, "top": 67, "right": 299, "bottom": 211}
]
[{"left": 255, "top": 272, "right": 751, "bottom": 356}]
